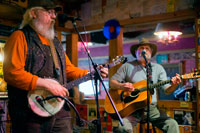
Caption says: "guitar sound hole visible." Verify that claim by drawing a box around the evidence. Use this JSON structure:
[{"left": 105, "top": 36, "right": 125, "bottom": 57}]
[
  {"left": 124, "top": 95, "right": 139, "bottom": 103},
  {"left": 131, "top": 89, "right": 140, "bottom": 97},
  {"left": 124, "top": 89, "right": 140, "bottom": 103},
  {"left": 119, "top": 89, "right": 140, "bottom": 103}
]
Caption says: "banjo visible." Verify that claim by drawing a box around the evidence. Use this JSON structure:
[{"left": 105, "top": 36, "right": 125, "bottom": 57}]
[{"left": 28, "top": 56, "right": 127, "bottom": 117}]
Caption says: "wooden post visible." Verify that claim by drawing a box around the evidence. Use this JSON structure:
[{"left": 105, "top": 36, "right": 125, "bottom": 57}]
[
  {"left": 66, "top": 33, "right": 78, "bottom": 66},
  {"left": 65, "top": 33, "right": 79, "bottom": 126},
  {"left": 109, "top": 28, "right": 123, "bottom": 78},
  {"left": 57, "top": 31, "right": 62, "bottom": 43},
  {"left": 195, "top": 15, "right": 200, "bottom": 133}
]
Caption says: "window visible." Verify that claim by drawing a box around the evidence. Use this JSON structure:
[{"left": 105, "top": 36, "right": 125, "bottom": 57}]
[{"left": 79, "top": 79, "right": 109, "bottom": 99}]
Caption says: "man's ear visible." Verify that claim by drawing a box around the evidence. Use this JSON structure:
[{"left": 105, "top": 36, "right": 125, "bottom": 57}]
[{"left": 30, "top": 9, "right": 37, "bottom": 19}]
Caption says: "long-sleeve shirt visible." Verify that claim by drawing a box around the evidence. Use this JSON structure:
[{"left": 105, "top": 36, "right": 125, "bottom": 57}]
[{"left": 3, "top": 30, "right": 88, "bottom": 91}]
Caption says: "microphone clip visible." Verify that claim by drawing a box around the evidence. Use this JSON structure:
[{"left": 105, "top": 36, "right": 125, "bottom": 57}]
[{"left": 57, "top": 14, "right": 82, "bottom": 26}]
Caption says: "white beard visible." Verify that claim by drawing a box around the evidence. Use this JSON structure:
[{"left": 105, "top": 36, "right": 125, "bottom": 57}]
[{"left": 31, "top": 19, "right": 55, "bottom": 40}]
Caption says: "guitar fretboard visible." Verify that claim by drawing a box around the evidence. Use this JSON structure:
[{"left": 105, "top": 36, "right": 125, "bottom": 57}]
[
  {"left": 138, "top": 72, "right": 199, "bottom": 92},
  {"left": 139, "top": 79, "right": 172, "bottom": 92},
  {"left": 65, "top": 71, "right": 95, "bottom": 90}
]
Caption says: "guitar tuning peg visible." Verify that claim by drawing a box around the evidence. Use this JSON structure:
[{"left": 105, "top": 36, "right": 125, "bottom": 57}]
[
  {"left": 194, "top": 68, "right": 200, "bottom": 78},
  {"left": 192, "top": 68, "right": 197, "bottom": 76}
]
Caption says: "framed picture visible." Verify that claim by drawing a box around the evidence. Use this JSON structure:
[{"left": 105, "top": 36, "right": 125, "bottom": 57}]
[{"left": 156, "top": 54, "right": 168, "bottom": 64}]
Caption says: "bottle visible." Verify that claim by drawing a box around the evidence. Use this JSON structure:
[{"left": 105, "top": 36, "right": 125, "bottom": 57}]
[{"left": 184, "top": 91, "right": 191, "bottom": 102}]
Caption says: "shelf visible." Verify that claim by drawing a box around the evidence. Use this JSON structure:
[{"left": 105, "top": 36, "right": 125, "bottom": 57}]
[
  {"left": 157, "top": 100, "right": 196, "bottom": 110},
  {"left": 0, "top": 91, "right": 8, "bottom": 99}
]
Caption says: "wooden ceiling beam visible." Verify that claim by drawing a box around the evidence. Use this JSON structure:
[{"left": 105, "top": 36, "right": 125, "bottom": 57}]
[
  {"left": 76, "top": 9, "right": 196, "bottom": 33},
  {"left": 120, "top": 9, "right": 196, "bottom": 26},
  {"left": 55, "top": 26, "right": 72, "bottom": 33},
  {"left": 55, "top": 20, "right": 73, "bottom": 33},
  {"left": 0, "top": 35, "right": 8, "bottom": 41},
  {"left": 0, "top": 18, "right": 20, "bottom": 27},
  {"left": 0, "top": 9, "right": 196, "bottom": 34}
]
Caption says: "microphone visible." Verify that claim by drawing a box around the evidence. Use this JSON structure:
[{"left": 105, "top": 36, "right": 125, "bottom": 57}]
[
  {"left": 35, "top": 96, "right": 44, "bottom": 108},
  {"left": 141, "top": 50, "right": 146, "bottom": 55},
  {"left": 57, "top": 14, "right": 82, "bottom": 23}
]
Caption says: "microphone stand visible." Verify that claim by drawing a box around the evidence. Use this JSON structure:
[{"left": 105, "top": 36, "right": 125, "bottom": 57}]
[
  {"left": 141, "top": 53, "right": 153, "bottom": 133},
  {"left": 69, "top": 20, "right": 124, "bottom": 132},
  {"left": 91, "top": 72, "right": 101, "bottom": 132}
]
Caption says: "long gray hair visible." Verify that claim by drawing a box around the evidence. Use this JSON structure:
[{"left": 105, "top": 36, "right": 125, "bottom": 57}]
[
  {"left": 19, "top": 7, "right": 43, "bottom": 29},
  {"left": 19, "top": 7, "right": 55, "bottom": 40}
]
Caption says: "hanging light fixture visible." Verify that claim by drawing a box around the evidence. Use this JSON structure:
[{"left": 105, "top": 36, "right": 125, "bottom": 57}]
[{"left": 154, "top": 22, "right": 182, "bottom": 44}]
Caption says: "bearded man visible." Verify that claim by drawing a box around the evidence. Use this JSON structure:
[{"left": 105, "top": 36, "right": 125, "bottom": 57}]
[{"left": 3, "top": 0, "right": 108, "bottom": 133}]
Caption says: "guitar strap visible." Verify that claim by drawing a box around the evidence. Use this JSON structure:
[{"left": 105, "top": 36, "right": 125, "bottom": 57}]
[{"left": 49, "top": 39, "right": 60, "bottom": 77}]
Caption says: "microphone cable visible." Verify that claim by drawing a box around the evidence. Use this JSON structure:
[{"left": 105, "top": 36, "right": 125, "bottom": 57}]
[{"left": 41, "top": 95, "right": 85, "bottom": 127}]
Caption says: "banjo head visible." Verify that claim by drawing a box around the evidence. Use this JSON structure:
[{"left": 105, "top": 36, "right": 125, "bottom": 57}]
[{"left": 28, "top": 88, "right": 65, "bottom": 117}]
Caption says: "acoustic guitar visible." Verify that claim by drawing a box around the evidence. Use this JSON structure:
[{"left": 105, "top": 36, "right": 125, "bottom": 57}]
[
  {"left": 104, "top": 72, "right": 200, "bottom": 119},
  {"left": 28, "top": 56, "right": 127, "bottom": 117}
]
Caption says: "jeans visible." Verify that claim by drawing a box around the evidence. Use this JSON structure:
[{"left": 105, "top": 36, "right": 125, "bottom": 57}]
[{"left": 117, "top": 104, "right": 179, "bottom": 133}]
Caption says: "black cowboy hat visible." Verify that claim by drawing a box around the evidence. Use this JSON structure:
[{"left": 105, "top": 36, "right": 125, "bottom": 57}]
[
  {"left": 130, "top": 38, "right": 157, "bottom": 57},
  {"left": 27, "top": 0, "right": 62, "bottom": 12}
]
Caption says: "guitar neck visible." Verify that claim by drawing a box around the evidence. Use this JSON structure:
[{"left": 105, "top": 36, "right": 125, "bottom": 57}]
[
  {"left": 139, "top": 72, "right": 200, "bottom": 92},
  {"left": 140, "top": 79, "right": 171, "bottom": 92},
  {"left": 64, "top": 56, "right": 126, "bottom": 90},
  {"left": 65, "top": 71, "right": 95, "bottom": 90},
  {"left": 106, "top": 62, "right": 116, "bottom": 68},
  {"left": 102, "top": 61, "right": 120, "bottom": 68}
]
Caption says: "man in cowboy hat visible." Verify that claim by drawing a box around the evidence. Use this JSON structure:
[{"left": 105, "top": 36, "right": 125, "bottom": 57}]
[
  {"left": 110, "top": 38, "right": 181, "bottom": 133},
  {"left": 3, "top": 0, "right": 108, "bottom": 132}
]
